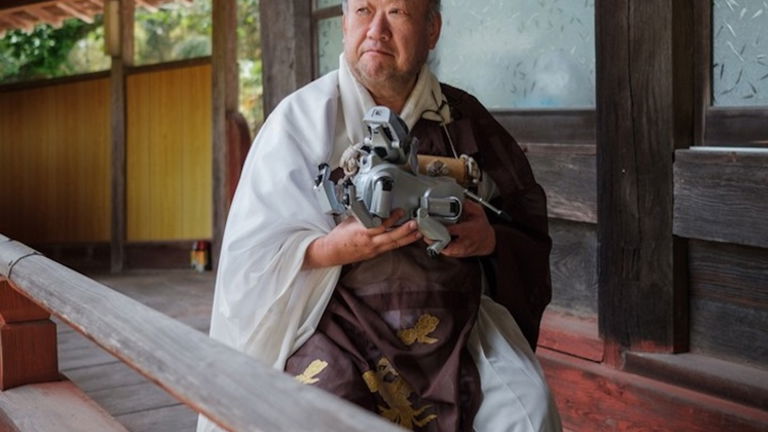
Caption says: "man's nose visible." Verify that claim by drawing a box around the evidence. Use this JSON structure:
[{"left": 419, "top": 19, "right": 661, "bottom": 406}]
[{"left": 366, "top": 11, "right": 391, "bottom": 41}]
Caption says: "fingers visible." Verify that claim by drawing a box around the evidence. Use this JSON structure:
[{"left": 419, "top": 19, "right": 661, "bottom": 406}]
[
  {"left": 437, "top": 201, "right": 496, "bottom": 257},
  {"left": 372, "top": 219, "right": 421, "bottom": 251},
  {"left": 368, "top": 208, "right": 406, "bottom": 233},
  {"left": 439, "top": 232, "right": 493, "bottom": 258},
  {"left": 439, "top": 243, "right": 463, "bottom": 257}
]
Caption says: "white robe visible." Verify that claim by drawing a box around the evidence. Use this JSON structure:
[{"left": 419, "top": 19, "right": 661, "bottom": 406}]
[{"left": 197, "top": 58, "right": 561, "bottom": 432}]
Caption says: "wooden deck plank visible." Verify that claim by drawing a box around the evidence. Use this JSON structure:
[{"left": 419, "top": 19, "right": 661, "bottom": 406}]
[
  {"left": 115, "top": 404, "right": 199, "bottom": 432},
  {"left": 58, "top": 345, "right": 119, "bottom": 371},
  {"left": 89, "top": 382, "right": 181, "bottom": 416},
  {"left": 62, "top": 361, "right": 147, "bottom": 393},
  {"left": 58, "top": 330, "right": 100, "bottom": 352},
  {"left": 91, "top": 270, "right": 214, "bottom": 332}
]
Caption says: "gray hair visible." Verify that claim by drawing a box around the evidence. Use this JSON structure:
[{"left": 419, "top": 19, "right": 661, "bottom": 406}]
[{"left": 340, "top": 0, "right": 441, "bottom": 21}]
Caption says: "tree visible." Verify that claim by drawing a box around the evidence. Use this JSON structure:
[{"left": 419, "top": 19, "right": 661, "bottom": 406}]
[{"left": 0, "top": 18, "right": 104, "bottom": 82}]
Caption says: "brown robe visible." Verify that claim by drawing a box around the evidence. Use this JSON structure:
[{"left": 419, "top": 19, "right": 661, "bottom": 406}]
[{"left": 285, "top": 85, "right": 552, "bottom": 431}]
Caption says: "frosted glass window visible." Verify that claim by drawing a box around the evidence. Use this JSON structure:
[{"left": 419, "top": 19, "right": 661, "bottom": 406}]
[
  {"left": 316, "top": 0, "right": 341, "bottom": 9},
  {"left": 317, "top": 16, "right": 343, "bottom": 76},
  {"left": 712, "top": 0, "right": 768, "bottom": 106},
  {"left": 431, "top": 0, "right": 595, "bottom": 109}
]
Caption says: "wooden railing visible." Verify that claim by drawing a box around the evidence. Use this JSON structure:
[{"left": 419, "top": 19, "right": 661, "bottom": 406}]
[{"left": 0, "top": 234, "right": 401, "bottom": 431}]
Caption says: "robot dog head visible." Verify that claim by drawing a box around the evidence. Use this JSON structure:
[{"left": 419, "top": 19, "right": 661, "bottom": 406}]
[{"left": 362, "top": 106, "right": 414, "bottom": 166}]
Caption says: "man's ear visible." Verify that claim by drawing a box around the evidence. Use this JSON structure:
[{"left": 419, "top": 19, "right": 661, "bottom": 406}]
[{"left": 428, "top": 13, "right": 442, "bottom": 49}]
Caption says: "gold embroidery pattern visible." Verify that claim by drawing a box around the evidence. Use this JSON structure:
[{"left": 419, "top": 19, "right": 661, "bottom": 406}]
[
  {"left": 294, "top": 359, "right": 328, "bottom": 384},
  {"left": 363, "top": 358, "right": 438, "bottom": 429},
  {"left": 398, "top": 314, "right": 440, "bottom": 346}
]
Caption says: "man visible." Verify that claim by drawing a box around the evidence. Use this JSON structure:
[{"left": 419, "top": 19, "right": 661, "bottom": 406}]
[{"left": 198, "top": 0, "right": 561, "bottom": 431}]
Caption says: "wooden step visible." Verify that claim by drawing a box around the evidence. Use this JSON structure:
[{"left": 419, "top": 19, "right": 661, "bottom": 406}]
[{"left": 0, "top": 380, "right": 128, "bottom": 431}]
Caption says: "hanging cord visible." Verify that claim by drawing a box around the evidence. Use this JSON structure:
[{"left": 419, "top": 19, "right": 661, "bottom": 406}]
[{"left": 418, "top": 90, "right": 460, "bottom": 159}]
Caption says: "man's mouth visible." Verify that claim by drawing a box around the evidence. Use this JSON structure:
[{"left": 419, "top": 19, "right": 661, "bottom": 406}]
[{"left": 362, "top": 48, "right": 394, "bottom": 57}]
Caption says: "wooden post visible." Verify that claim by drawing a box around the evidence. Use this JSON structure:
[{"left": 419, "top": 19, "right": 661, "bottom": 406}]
[
  {"left": 211, "top": 0, "right": 239, "bottom": 269},
  {"left": 260, "top": 0, "right": 312, "bottom": 115},
  {"left": 0, "top": 278, "right": 59, "bottom": 390},
  {"left": 596, "top": 0, "right": 691, "bottom": 357},
  {"left": 109, "top": 0, "right": 134, "bottom": 273}
]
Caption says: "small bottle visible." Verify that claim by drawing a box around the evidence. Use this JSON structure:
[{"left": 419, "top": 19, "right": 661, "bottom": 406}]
[{"left": 191, "top": 241, "right": 210, "bottom": 272}]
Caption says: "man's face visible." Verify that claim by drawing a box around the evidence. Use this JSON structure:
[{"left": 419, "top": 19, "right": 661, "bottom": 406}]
[{"left": 342, "top": 0, "right": 441, "bottom": 96}]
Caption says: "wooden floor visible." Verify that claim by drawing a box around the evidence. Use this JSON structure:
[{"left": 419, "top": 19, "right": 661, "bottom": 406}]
[{"left": 55, "top": 270, "right": 215, "bottom": 432}]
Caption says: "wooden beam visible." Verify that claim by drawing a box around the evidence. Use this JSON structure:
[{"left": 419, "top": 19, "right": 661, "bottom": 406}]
[
  {"left": 0, "top": 1, "right": 80, "bottom": 29},
  {"left": 260, "top": 0, "right": 312, "bottom": 115},
  {"left": 29, "top": 5, "right": 65, "bottom": 26},
  {"left": 0, "top": 279, "right": 59, "bottom": 390},
  {"left": 110, "top": 0, "right": 134, "bottom": 273},
  {"left": 0, "top": 12, "right": 34, "bottom": 31},
  {"left": 595, "top": 0, "right": 691, "bottom": 353},
  {"left": 211, "top": 0, "right": 238, "bottom": 269},
  {"left": 53, "top": 1, "right": 93, "bottom": 22},
  {"left": 11, "top": 10, "right": 40, "bottom": 25},
  {"left": 674, "top": 148, "right": 768, "bottom": 248}
]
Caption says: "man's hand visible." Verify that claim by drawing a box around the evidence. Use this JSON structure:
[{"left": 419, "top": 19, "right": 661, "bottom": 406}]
[
  {"left": 304, "top": 209, "right": 422, "bottom": 269},
  {"left": 433, "top": 200, "right": 496, "bottom": 258}
]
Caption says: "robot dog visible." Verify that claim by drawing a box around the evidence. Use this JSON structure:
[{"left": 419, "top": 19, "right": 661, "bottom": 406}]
[{"left": 314, "top": 106, "right": 500, "bottom": 256}]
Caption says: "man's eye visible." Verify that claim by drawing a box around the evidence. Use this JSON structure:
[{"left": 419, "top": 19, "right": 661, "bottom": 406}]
[
  {"left": 356, "top": 7, "right": 371, "bottom": 15},
  {"left": 389, "top": 8, "right": 405, "bottom": 15}
]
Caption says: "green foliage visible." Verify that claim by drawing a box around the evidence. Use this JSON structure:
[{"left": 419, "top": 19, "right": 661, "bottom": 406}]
[
  {"left": 66, "top": 24, "right": 111, "bottom": 73},
  {"left": 0, "top": 18, "right": 104, "bottom": 82},
  {"left": 134, "top": 0, "right": 212, "bottom": 65}
]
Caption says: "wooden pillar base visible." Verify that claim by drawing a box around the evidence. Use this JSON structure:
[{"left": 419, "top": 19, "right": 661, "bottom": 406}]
[
  {"left": 0, "top": 322, "right": 59, "bottom": 390},
  {"left": 1, "top": 279, "right": 60, "bottom": 391}
]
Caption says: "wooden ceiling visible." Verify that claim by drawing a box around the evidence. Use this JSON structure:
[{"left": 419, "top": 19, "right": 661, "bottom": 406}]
[{"left": 0, "top": 0, "right": 182, "bottom": 36}]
